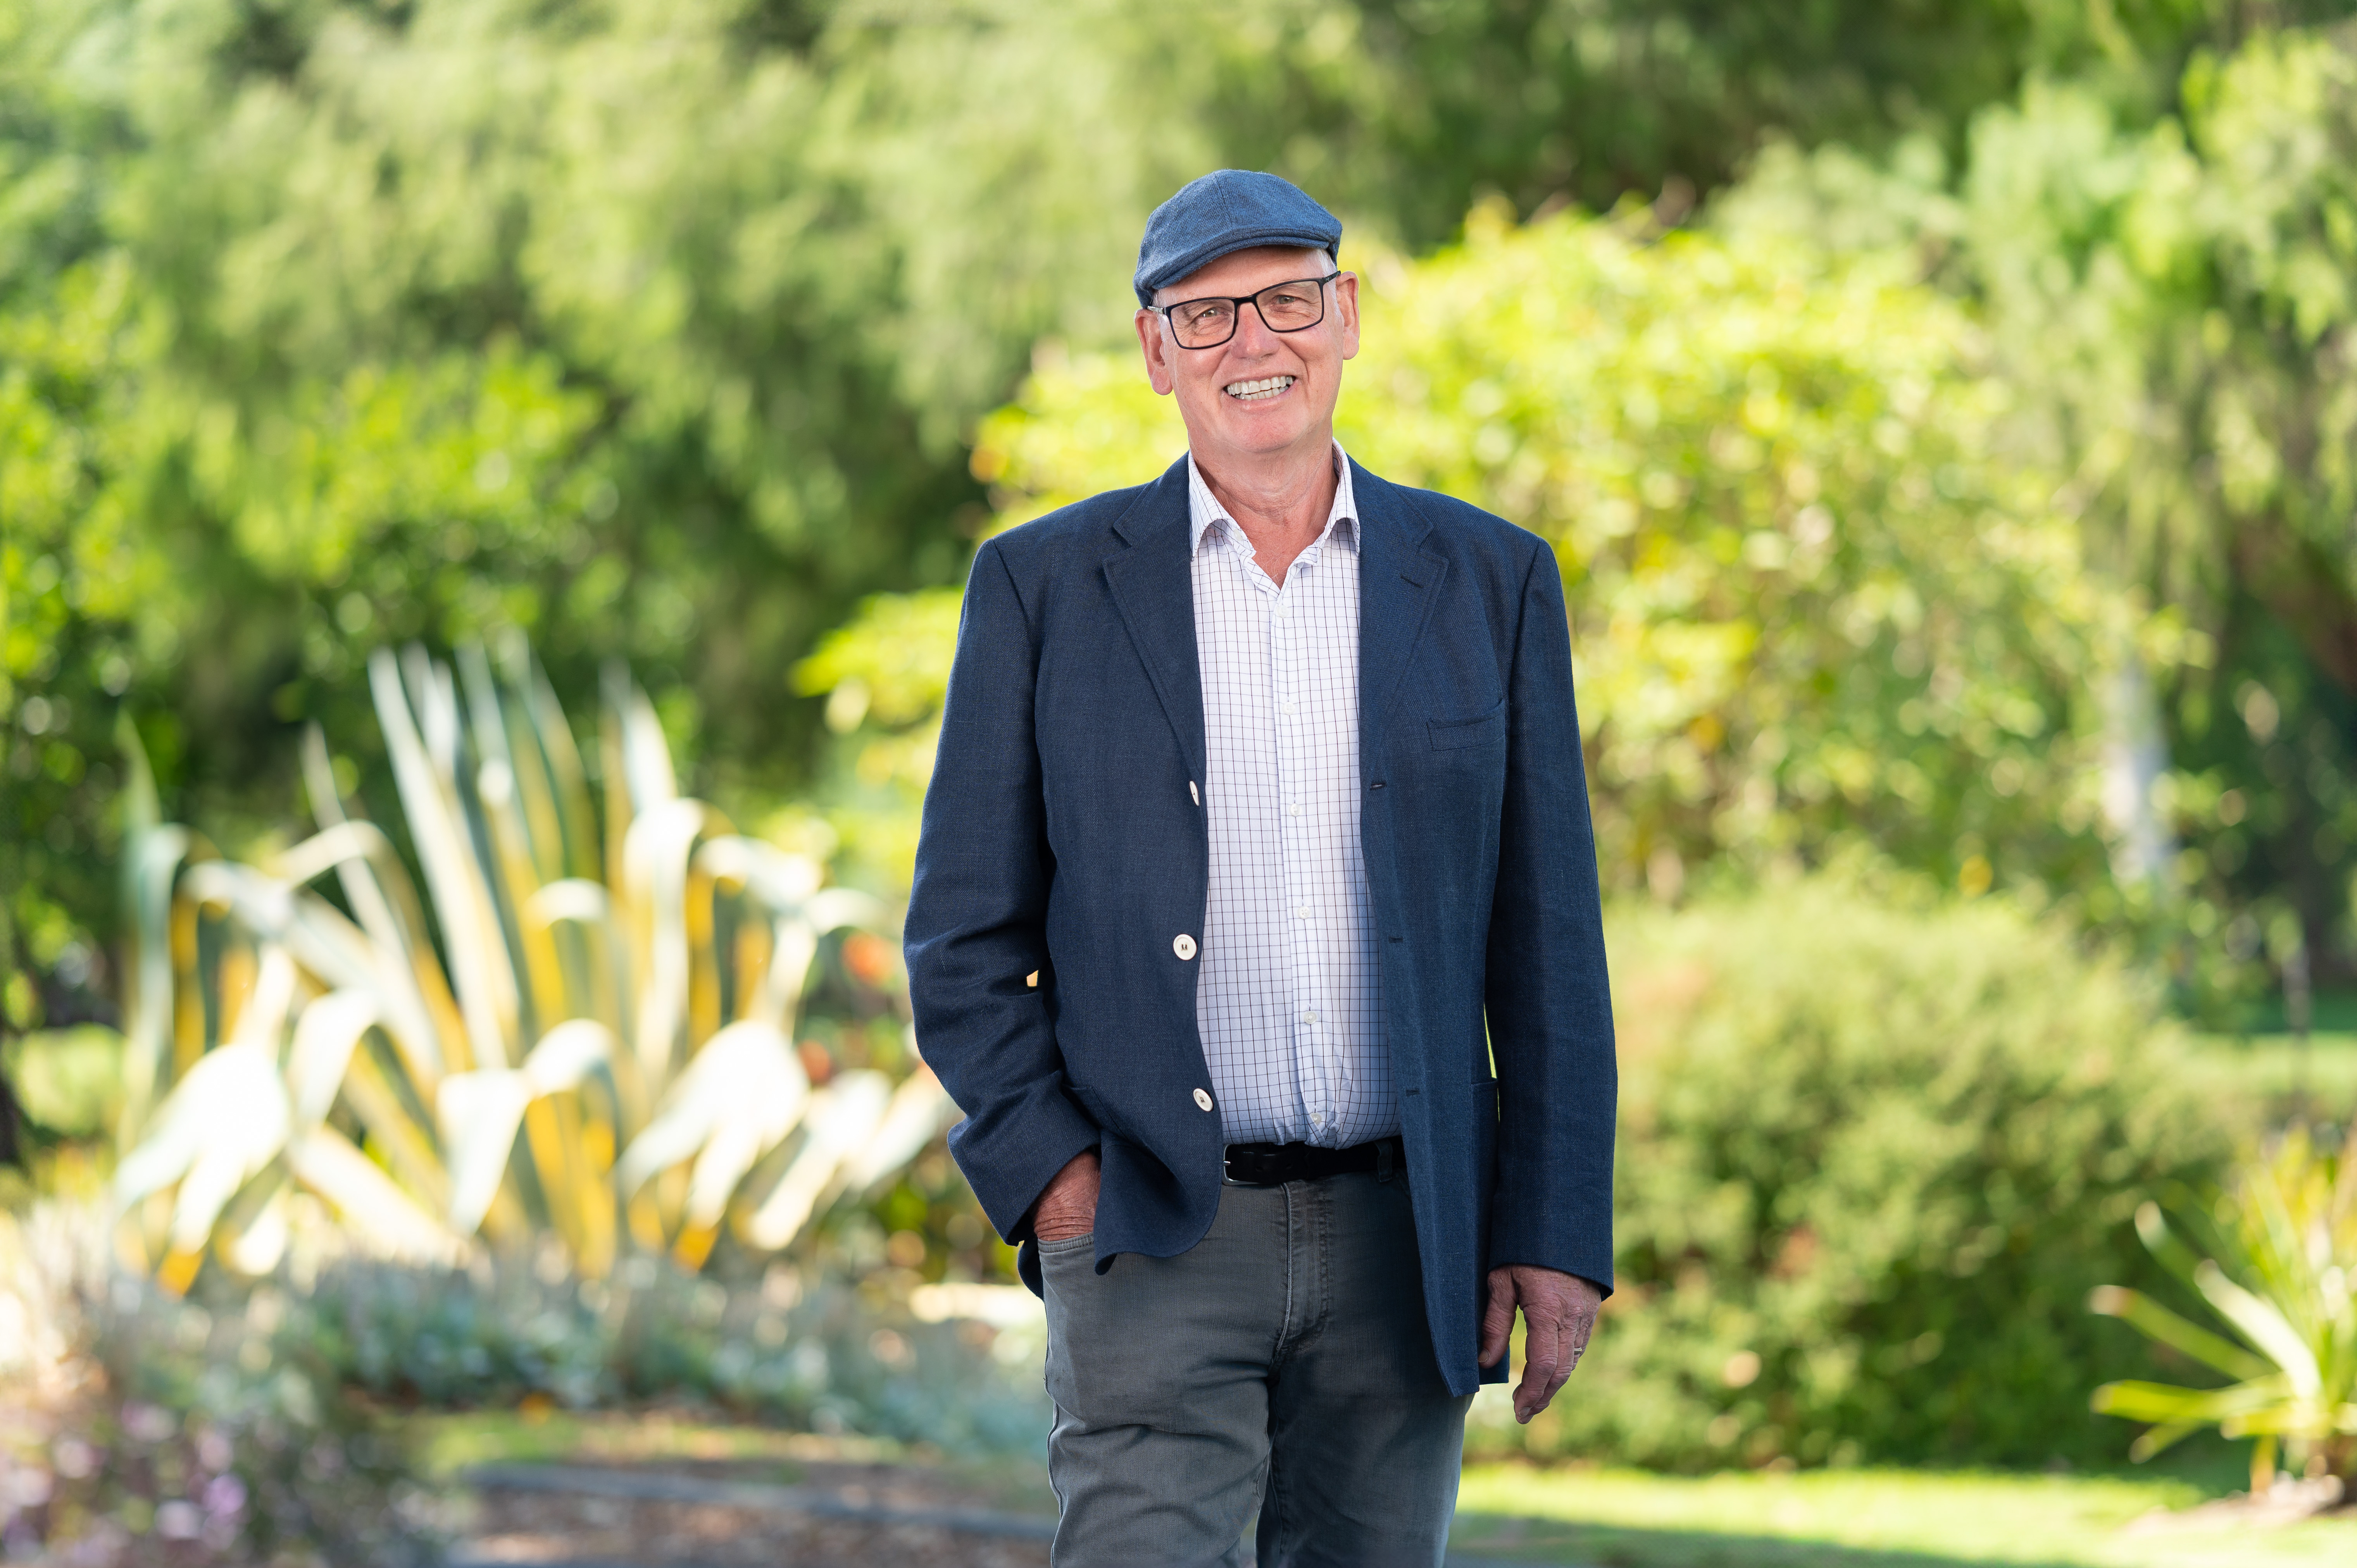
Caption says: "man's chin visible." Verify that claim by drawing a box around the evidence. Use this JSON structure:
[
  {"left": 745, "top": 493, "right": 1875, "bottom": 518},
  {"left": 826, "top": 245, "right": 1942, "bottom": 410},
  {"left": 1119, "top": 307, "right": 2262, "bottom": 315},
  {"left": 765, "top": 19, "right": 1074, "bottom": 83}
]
[{"left": 1195, "top": 405, "right": 1324, "bottom": 462}]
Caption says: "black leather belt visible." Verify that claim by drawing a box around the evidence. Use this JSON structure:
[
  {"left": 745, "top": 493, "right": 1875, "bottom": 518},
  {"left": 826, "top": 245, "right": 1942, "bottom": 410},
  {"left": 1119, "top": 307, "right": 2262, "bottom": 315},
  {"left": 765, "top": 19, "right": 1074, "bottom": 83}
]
[{"left": 1223, "top": 1136, "right": 1402, "bottom": 1186}]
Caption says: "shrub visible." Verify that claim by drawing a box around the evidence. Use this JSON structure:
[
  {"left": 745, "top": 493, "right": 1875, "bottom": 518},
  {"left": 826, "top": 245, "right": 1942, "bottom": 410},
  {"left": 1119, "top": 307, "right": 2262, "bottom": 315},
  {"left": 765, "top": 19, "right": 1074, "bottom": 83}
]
[
  {"left": 295, "top": 1249, "right": 1047, "bottom": 1456},
  {"left": 2091, "top": 1126, "right": 2357, "bottom": 1487},
  {"left": 0, "top": 1203, "right": 436, "bottom": 1566},
  {"left": 1469, "top": 875, "right": 2233, "bottom": 1469},
  {"left": 951, "top": 207, "right": 2166, "bottom": 914},
  {"left": 107, "top": 641, "right": 952, "bottom": 1294}
]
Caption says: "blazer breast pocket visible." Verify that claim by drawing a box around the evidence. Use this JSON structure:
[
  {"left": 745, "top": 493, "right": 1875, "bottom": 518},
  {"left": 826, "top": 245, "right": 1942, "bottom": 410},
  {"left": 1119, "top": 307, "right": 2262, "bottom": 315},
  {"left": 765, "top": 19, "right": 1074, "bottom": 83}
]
[{"left": 1427, "top": 702, "right": 1506, "bottom": 751}]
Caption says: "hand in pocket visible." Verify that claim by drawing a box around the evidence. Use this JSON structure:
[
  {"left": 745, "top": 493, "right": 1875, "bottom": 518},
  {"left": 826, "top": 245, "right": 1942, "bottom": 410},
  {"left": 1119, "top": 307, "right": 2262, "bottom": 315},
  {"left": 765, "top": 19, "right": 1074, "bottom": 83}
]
[{"left": 1033, "top": 1150, "right": 1101, "bottom": 1242}]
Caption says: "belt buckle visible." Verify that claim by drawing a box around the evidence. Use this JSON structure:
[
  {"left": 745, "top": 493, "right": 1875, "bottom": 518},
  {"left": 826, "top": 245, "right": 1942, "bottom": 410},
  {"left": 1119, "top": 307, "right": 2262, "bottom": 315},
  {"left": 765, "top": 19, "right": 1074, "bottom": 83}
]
[{"left": 1222, "top": 1144, "right": 1279, "bottom": 1186}]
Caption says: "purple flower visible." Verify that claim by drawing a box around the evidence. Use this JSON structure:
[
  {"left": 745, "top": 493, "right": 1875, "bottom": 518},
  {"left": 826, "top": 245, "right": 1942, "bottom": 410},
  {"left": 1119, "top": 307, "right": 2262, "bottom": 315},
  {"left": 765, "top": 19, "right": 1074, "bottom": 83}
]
[{"left": 202, "top": 1473, "right": 248, "bottom": 1519}]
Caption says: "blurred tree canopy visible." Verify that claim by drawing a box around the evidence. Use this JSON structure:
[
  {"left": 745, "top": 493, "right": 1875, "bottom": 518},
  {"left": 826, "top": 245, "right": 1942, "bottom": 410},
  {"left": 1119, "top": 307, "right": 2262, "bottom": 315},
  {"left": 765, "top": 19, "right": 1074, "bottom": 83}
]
[
  {"left": 1719, "top": 21, "right": 2357, "bottom": 991},
  {"left": 811, "top": 207, "right": 2166, "bottom": 916},
  {"left": 12, "top": 0, "right": 2357, "bottom": 1029}
]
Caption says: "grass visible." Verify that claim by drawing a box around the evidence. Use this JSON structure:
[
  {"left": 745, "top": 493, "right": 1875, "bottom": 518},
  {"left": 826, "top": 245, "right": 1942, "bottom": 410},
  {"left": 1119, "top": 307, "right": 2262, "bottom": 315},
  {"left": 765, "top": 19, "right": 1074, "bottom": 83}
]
[
  {"left": 1449, "top": 1463, "right": 2357, "bottom": 1567},
  {"left": 2185, "top": 1032, "right": 2357, "bottom": 1128}
]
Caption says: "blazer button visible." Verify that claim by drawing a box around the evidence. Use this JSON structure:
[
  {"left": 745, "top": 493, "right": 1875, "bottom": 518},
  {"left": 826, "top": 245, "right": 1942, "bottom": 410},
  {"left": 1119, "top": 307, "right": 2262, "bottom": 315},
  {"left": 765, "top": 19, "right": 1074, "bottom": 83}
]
[
  {"left": 1173, "top": 934, "right": 1197, "bottom": 960},
  {"left": 1193, "top": 1088, "right": 1214, "bottom": 1112}
]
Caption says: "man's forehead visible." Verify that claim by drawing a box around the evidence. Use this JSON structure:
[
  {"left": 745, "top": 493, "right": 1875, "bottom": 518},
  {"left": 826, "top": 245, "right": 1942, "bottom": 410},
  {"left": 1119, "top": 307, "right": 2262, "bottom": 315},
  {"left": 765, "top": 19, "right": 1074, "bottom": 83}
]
[{"left": 1155, "top": 245, "right": 1333, "bottom": 304}]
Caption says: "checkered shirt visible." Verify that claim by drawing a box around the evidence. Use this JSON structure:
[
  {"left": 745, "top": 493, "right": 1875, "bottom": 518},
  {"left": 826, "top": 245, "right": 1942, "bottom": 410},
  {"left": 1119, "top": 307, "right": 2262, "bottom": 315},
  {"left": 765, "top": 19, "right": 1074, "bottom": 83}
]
[{"left": 1188, "top": 443, "right": 1396, "bottom": 1149}]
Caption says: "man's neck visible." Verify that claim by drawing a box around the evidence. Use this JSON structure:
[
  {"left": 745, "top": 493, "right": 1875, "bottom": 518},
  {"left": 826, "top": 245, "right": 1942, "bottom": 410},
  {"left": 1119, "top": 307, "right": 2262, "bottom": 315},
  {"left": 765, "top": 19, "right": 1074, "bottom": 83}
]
[{"left": 1193, "top": 434, "right": 1338, "bottom": 582}]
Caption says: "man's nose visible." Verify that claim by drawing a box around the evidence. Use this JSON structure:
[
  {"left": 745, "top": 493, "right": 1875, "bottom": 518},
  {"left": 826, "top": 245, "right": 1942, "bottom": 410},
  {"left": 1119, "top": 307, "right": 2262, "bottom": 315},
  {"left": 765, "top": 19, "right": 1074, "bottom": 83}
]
[{"left": 1231, "top": 298, "right": 1284, "bottom": 355}]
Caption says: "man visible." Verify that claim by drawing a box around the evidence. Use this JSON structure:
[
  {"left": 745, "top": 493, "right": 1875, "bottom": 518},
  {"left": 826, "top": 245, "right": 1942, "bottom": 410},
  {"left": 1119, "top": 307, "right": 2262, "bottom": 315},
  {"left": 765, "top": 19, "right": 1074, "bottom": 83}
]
[{"left": 905, "top": 170, "right": 1616, "bottom": 1567}]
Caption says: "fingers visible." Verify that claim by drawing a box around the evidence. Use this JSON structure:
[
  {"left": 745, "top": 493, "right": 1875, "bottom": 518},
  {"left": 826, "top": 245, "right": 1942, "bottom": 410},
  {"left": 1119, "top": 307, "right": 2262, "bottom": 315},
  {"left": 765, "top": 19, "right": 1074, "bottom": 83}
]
[
  {"left": 1488, "top": 1267, "right": 1605, "bottom": 1420},
  {"left": 1514, "top": 1311, "right": 1559, "bottom": 1423},
  {"left": 1540, "top": 1313, "right": 1574, "bottom": 1411},
  {"left": 1519, "top": 1295, "right": 1597, "bottom": 1421},
  {"left": 1479, "top": 1268, "right": 1517, "bottom": 1365},
  {"left": 1027, "top": 1151, "right": 1103, "bottom": 1244},
  {"left": 1033, "top": 1203, "right": 1092, "bottom": 1242},
  {"left": 1564, "top": 1300, "right": 1597, "bottom": 1369}
]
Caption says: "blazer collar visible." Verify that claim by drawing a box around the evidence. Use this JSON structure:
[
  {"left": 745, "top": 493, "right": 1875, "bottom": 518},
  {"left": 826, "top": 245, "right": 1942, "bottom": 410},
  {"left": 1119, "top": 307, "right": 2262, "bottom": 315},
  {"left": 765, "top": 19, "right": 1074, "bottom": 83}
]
[
  {"left": 1350, "top": 461, "right": 1448, "bottom": 761},
  {"left": 1101, "top": 457, "right": 1207, "bottom": 784},
  {"left": 1099, "top": 453, "right": 1448, "bottom": 784}
]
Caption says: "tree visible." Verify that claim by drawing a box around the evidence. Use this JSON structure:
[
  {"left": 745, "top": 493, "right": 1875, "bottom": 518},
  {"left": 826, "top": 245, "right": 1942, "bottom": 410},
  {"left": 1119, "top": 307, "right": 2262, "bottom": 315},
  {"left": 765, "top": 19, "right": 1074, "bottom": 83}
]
[
  {"left": 807, "top": 204, "right": 2155, "bottom": 909},
  {"left": 1722, "top": 24, "right": 2357, "bottom": 991}
]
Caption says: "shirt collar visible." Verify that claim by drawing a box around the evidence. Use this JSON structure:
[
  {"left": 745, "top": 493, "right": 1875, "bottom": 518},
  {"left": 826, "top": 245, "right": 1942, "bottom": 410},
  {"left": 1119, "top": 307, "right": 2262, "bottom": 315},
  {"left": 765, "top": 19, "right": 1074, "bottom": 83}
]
[{"left": 1187, "top": 442, "right": 1358, "bottom": 561}]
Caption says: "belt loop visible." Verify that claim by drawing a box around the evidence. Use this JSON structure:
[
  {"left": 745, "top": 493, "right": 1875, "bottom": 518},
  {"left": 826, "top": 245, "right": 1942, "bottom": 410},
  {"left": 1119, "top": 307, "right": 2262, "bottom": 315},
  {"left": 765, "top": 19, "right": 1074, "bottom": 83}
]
[{"left": 1377, "top": 1139, "right": 1395, "bottom": 1184}]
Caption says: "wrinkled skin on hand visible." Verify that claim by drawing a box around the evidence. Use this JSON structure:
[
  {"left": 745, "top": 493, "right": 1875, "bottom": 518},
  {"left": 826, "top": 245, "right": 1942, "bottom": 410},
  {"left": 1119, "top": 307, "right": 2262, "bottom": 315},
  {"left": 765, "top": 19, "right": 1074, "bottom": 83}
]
[
  {"left": 1031, "top": 1150, "right": 1102, "bottom": 1243},
  {"left": 1480, "top": 1264, "right": 1602, "bottom": 1423}
]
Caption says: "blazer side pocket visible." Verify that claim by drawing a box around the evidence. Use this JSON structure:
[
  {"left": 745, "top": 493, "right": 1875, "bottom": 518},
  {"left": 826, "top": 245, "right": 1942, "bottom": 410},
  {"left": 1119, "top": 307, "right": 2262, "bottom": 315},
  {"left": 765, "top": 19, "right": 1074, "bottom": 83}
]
[
  {"left": 1428, "top": 702, "right": 1507, "bottom": 751},
  {"left": 1066, "top": 1080, "right": 1121, "bottom": 1139}
]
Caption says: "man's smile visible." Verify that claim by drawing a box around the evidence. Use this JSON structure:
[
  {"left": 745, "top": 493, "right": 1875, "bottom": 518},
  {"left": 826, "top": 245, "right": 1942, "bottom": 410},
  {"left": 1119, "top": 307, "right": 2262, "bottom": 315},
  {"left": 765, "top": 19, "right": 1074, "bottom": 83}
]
[{"left": 1224, "top": 374, "right": 1296, "bottom": 401}]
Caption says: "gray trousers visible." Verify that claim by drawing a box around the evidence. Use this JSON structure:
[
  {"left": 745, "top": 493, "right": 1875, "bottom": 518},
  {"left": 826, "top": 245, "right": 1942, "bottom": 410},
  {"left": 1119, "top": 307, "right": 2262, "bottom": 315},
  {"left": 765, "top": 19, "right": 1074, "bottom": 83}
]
[{"left": 1038, "top": 1167, "right": 1474, "bottom": 1568}]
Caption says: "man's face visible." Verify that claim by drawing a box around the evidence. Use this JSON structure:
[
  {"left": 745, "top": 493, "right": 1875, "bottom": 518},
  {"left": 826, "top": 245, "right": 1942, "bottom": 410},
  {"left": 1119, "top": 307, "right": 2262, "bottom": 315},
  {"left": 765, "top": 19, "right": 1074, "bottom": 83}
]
[{"left": 1135, "top": 245, "right": 1360, "bottom": 467}]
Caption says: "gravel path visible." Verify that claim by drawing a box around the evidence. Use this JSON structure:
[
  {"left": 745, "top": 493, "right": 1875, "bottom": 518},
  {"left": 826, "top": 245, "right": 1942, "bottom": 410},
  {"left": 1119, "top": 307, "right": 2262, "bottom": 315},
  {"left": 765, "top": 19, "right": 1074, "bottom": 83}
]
[
  {"left": 450, "top": 1459, "right": 1559, "bottom": 1567},
  {"left": 453, "top": 1458, "right": 1052, "bottom": 1568}
]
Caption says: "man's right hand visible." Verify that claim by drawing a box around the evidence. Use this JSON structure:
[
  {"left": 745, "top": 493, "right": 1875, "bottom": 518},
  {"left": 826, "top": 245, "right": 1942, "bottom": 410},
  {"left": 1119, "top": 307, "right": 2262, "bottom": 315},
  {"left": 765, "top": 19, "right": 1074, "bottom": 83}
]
[{"left": 1032, "top": 1150, "right": 1101, "bottom": 1242}]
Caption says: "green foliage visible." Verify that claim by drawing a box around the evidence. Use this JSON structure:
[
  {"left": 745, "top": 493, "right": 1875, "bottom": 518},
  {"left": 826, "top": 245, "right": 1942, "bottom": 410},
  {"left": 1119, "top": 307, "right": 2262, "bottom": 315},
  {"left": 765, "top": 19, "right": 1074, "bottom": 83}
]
[
  {"left": 2, "top": 1025, "right": 123, "bottom": 1140},
  {"left": 1244, "top": 0, "right": 2345, "bottom": 246},
  {"left": 2, "top": 254, "right": 149, "bottom": 1047},
  {"left": 864, "top": 206, "right": 2152, "bottom": 905},
  {"left": 2091, "top": 1127, "right": 2357, "bottom": 1482},
  {"left": 790, "top": 589, "right": 962, "bottom": 890},
  {"left": 0, "top": 1206, "right": 435, "bottom": 1566},
  {"left": 109, "top": 639, "right": 952, "bottom": 1289},
  {"left": 1463, "top": 877, "right": 2231, "bottom": 1469},
  {"left": 298, "top": 1252, "right": 1045, "bottom": 1452},
  {"left": 1717, "top": 24, "right": 2357, "bottom": 999},
  {"left": 16, "top": 0, "right": 2345, "bottom": 1008}
]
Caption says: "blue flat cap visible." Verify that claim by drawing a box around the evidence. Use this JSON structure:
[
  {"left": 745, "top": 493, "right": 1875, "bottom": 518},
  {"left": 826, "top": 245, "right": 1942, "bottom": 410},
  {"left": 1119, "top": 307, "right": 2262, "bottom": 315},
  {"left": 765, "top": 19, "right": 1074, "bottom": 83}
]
[{"left": 1133, "top": 170, "right": 1342, "bottom": 307}]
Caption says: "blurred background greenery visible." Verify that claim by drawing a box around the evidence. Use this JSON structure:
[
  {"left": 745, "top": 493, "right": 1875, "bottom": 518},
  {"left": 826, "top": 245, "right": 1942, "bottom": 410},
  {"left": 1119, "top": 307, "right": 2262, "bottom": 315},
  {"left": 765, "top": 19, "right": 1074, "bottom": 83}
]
[
  {"left": 13, "top": 0, "right": 2357, "bottom": 1558},
  {"left": 16, "top": 0, "right": 2357, "bottom": 1020}
]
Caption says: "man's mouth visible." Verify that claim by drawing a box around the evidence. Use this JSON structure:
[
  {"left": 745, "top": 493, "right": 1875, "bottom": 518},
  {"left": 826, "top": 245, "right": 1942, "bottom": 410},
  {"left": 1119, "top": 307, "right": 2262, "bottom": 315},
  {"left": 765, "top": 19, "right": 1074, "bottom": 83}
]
[{"left": 1223, "top": 376, "right": 1296, "bottom": 402}]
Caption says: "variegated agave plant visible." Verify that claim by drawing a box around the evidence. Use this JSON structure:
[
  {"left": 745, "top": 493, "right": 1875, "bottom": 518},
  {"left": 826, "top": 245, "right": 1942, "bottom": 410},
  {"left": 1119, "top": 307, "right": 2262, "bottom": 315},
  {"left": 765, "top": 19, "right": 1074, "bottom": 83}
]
[
  {"left": 2091, "top": 1125, "right": 2357, "bottom": 1489},
  {"left": 110, "top": 638, "right": 953, "bottom": 1291}
]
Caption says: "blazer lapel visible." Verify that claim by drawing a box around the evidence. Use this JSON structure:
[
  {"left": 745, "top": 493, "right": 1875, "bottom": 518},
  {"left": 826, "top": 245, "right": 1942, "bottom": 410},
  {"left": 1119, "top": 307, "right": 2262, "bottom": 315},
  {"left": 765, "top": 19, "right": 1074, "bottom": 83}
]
[
  {"left": 1101, "top": 456, "right": 1208, "bottom": 784},
  {"left": 1353, "top": 461, "right": 1447, "bottom": 756}
]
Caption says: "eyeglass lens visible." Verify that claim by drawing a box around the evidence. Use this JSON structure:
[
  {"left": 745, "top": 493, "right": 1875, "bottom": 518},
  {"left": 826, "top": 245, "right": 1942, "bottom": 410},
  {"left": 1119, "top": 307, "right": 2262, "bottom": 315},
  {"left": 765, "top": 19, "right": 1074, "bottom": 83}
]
[{"left": 1167, "top": 279, "right": 1329, "bottom": 348}]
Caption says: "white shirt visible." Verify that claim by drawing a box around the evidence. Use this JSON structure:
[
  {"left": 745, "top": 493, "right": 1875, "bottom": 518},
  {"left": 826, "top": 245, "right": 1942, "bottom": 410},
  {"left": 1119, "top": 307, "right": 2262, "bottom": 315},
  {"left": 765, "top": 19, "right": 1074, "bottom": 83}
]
[{"left": 1189, "top": 443, "right": 1396, "bottom": 1148}]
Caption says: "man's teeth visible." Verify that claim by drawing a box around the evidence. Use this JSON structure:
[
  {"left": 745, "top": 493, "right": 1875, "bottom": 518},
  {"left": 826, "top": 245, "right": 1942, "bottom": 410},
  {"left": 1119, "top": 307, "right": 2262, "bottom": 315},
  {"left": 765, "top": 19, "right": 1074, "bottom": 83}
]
[{"left": 1224, "top": 376, "right": 1295, "bottom": 401}]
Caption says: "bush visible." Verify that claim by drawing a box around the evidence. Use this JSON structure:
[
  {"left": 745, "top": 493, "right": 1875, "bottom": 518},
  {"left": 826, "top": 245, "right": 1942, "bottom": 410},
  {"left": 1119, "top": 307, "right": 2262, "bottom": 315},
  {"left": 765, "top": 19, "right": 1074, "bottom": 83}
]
[
  {"left": 1470, "top": 876, "right": 2233, "bottom": 1470},
  {"left": 952, "top": 207, "right": 2157, "bottom": 914},
  {"left": 295, "top": 1249, "right": 1046, "bottom": 1456},
  {"left": 0, "top": 1204, "right": 436, "bottom": 1567}
]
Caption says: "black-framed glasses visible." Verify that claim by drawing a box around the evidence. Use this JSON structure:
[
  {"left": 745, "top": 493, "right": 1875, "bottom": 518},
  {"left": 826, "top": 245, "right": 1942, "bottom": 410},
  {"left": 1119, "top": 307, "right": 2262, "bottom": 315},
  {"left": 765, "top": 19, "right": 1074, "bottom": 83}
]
[{"left": 1154, "top": 274, "right": 1340, "bottom": 350}]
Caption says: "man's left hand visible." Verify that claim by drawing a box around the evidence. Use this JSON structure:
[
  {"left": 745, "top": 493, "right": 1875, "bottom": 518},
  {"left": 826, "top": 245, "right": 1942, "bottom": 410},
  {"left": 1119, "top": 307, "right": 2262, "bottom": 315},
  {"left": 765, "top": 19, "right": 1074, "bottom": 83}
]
[{"left": 1480, "top": 1265, "right": 1602, "bottom": 1423}]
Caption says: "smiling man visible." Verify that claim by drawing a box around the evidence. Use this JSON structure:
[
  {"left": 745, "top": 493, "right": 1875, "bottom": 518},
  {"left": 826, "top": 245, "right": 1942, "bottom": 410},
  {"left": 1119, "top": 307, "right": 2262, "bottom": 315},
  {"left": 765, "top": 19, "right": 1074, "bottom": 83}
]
[{"left": 905, "top": 171, "right": 1617, "bottom": 1567}]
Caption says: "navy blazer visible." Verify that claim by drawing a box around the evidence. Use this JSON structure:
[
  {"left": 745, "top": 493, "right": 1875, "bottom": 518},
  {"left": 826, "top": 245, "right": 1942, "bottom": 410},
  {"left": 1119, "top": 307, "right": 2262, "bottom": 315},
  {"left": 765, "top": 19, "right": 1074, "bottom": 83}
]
[{"left": 904, "top": 454, "right": 1616, "bottom": 1396}]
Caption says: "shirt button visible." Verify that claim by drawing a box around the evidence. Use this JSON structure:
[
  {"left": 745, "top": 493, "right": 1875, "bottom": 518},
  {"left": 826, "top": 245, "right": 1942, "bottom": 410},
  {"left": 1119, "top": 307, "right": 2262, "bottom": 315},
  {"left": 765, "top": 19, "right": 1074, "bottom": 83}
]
[
  {"left": 1287, "top": 800, "right": 1303, "bottom": 816},
  {"left": 1193, "top": 1088, "right": 1214, "bottom": 1112},
  {"left": 1173, "top": 933, "right": 1197, "bottom": 960},
  {"left": 1281, "top": 700, "right": 1297, "bottom": 716},
  {"left": 1274, "top": 605, "right": 1290, "bottom": 620},
  {"left": 1295, "top": 905, "right": 1311, "bottom": 920}
]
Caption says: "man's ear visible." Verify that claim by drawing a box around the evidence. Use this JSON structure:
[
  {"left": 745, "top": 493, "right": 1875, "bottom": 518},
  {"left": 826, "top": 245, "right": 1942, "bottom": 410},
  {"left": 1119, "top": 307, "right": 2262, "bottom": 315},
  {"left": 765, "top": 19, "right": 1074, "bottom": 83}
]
[
  {"left": 1135, "top": 308, "right": 1177, "bottom": 396},
  {"left": 1333, "top": 272, "right": 1361, "bottom": 363}
]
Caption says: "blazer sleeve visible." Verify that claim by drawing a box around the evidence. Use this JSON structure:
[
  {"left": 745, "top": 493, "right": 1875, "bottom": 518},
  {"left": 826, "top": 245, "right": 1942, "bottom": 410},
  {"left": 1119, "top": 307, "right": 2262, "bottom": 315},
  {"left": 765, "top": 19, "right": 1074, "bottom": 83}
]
[
  {"left": 1482, "top": 541, "right": 1618, "bottom": 1293},
  {"left": 903, "top": 539, "right": 1102, "bottom": 1244}
]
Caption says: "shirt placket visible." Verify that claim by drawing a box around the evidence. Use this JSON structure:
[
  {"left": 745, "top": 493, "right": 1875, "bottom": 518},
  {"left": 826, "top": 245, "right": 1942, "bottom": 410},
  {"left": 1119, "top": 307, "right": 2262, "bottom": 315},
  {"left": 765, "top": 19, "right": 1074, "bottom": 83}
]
[{"left": 1273, "top": 542, "right": 1334, "bottom": 1144}]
